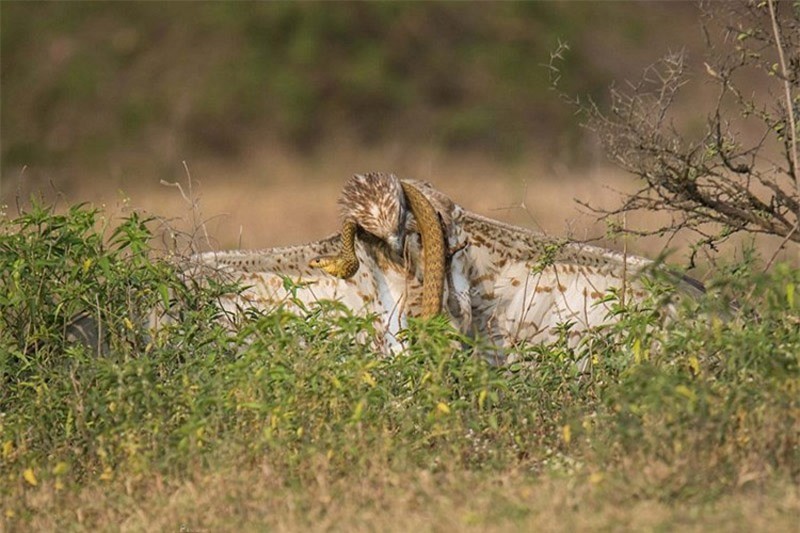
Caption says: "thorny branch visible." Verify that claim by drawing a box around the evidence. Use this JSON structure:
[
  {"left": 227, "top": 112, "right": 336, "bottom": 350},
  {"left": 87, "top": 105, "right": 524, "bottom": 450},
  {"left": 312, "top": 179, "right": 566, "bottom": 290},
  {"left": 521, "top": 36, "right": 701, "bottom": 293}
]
[{"left": 573, "top": 1, "right": 799, "bottom": 267}]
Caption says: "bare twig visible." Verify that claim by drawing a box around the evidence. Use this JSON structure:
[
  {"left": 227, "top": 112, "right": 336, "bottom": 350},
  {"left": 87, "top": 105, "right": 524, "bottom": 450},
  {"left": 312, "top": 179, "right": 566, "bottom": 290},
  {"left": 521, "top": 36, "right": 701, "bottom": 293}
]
[
  {"left": 767, "top": 0, "right": 798, "bottom": 186},
  {"left": 159, "top": 161, "right": 215, "bottom": 254},
  {"left": 766, "top": 0, "right": 799, "bottom": 262},
  {"left": 764, "top": 219, "right": 799, "bottom": 272},
  {"left": 565, "top": 3, "right": 799, "bottom": 267}
]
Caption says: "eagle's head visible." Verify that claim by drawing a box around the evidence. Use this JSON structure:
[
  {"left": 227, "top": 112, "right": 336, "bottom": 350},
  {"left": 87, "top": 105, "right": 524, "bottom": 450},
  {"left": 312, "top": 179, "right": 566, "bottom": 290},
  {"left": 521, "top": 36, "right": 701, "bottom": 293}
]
[{"left": 338, "top": 172, "right": 408, "bottom": 257}]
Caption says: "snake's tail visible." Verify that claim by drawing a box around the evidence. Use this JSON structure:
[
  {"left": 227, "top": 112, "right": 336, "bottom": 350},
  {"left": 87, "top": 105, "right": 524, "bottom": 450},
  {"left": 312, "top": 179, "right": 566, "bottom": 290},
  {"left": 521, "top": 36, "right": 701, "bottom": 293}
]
[{"left": 400, "top": 181, "right": 447, "bottom": 318}]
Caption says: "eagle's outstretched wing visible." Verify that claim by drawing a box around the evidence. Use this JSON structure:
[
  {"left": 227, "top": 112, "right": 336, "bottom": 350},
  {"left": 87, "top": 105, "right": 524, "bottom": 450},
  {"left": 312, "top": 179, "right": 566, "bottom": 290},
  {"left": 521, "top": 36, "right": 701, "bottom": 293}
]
[
  {"left": 189, "top": 233, "right": 421, "bottom": 353},
  {"left": 445, "top": 207, "right": 703, "bottom": 356}
]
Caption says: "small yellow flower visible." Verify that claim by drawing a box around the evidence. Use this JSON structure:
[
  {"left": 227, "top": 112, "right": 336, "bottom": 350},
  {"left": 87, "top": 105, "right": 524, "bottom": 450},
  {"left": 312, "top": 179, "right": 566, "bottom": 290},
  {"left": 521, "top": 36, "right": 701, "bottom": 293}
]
[
  {"left": 361, "top": 372, "right": 376, "bottom": 387},
  {"left": 561, "top": 424, "right": 571, "bottom": 445},
  {"left": 52, "top": 462, "right": 69, "bottom": 476},
  {"left": 99, "top": 466, "right": 113, "bottom": 481},
  {"left": 478, "top": 389, "right": 488, "bottom": 410},
  {"left": 436, "top": 402, "right": 451, "bottom": 415},
  {"left": 23, "top": 468, "right": 37, "bottom": 487},
  {"left": 688, "top": 356, "right": 700, "bottom": 376},
  {"left": 352, "top": 399, "right": 365, "bottom": 421}
]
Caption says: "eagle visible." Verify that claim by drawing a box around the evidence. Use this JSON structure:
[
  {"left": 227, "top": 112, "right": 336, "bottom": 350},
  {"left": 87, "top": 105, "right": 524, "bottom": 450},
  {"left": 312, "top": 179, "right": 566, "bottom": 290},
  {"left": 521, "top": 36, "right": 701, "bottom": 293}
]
[{"left": 192, "top": 172, "right": 703, "bottom": 361}]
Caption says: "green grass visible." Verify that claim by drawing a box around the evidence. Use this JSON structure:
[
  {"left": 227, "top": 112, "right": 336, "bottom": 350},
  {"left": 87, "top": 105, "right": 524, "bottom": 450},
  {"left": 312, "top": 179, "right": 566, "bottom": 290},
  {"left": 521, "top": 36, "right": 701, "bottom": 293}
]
[{"left": 1, "top": 203, "right": 799, "bottom": 530}]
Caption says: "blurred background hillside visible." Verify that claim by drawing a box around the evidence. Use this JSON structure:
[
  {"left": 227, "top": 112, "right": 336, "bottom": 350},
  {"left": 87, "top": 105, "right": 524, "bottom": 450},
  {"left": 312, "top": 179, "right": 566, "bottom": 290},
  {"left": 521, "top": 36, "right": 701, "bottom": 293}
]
[{"left": 2, "top": 2, "right": 742, "bottom": 261}]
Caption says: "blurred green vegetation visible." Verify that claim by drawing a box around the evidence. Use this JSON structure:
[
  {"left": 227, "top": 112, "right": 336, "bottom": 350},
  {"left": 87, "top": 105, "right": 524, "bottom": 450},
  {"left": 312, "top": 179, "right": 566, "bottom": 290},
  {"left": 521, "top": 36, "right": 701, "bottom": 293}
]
[{"left": 0, "top": 2, "right": 697, "bottom": 184}]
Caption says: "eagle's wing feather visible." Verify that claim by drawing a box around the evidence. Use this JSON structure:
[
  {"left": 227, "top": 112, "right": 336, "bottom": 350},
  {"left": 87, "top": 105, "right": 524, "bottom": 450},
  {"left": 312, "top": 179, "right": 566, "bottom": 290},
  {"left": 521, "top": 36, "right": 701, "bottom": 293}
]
[
  {"left": 190, "top": 234, "right": 413, "bottom": 352},
  {"left": 450, "top": 209, "right": 701, "bottom": 352}
]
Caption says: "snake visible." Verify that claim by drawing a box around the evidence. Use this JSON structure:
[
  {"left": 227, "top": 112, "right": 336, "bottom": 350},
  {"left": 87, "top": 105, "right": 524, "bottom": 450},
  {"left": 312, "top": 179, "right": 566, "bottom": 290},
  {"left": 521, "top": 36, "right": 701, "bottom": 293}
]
[{"left": 309, "top": 181, "right": 446, "bottom": 318}]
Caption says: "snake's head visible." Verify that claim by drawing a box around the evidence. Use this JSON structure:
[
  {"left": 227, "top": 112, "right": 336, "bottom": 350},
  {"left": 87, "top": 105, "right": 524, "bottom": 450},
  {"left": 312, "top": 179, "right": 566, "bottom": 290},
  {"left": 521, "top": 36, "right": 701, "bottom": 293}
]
[
  {"left": 309, "top": 255, "right": 357, "bottom": 279},
  {"left": 309, "top": 255, "right": 338, "bottom": 275}
]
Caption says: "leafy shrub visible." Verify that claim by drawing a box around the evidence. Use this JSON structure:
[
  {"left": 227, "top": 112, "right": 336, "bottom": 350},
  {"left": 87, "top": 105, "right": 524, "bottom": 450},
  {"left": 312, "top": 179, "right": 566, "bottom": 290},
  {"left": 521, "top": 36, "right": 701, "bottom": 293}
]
[{"left": 1, "top": 203, "right": 798, "bottom": 525}]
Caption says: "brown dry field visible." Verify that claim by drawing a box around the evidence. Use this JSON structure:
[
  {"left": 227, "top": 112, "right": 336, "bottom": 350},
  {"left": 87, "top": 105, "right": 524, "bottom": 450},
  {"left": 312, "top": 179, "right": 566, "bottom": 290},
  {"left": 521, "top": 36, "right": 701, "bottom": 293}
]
[
  {"left": 16, "top": 464, "right": 800, "bottom": 532},
  {"left": 9, "top": 143, "right": 795, "bottom": 274}
]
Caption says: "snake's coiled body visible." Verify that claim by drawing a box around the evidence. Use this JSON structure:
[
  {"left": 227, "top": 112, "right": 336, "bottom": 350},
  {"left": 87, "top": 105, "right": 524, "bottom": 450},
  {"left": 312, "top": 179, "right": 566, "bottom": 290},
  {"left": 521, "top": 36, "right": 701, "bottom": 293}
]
[
  {"left": 310, "top": 181, "right": 446, "bottom": 318},
  {"left": 309, "top": 218, "right": 360, "bottom": 279},
  {"left": 400, "top": 181, "right": 446, "bottom": 318}
]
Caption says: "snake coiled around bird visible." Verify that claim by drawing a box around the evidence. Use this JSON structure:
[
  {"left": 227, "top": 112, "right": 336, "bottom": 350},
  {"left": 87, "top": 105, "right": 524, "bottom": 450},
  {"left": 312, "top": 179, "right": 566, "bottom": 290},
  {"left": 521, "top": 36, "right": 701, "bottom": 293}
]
[{"left": 309, "top": 180, "right": 446, "bottom": 318}]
